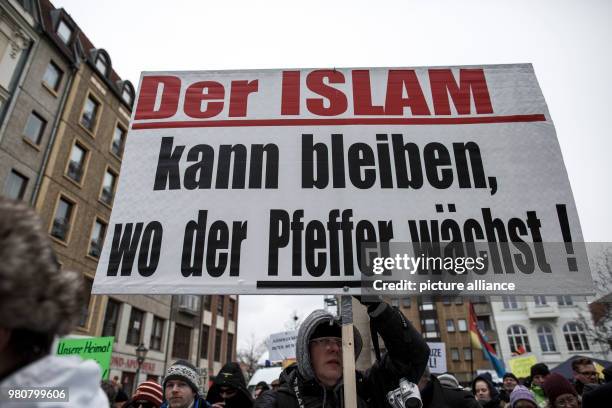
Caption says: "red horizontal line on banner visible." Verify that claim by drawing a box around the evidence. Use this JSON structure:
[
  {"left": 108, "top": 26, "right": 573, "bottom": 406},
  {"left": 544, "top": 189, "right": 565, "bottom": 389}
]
[{"left": 131, "top": 114, "right": 546, "bottom": 130}]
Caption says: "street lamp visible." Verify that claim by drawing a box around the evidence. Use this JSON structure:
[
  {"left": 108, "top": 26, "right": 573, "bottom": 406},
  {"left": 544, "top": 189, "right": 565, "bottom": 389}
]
[{"left": 133, "top": 343, "right": 148, "bottom": 395}]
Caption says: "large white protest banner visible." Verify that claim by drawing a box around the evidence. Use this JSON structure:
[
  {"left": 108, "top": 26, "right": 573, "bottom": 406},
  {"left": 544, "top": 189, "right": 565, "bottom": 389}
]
[{"left": 93, "top": 64, "right": 591, "bottom": 295}]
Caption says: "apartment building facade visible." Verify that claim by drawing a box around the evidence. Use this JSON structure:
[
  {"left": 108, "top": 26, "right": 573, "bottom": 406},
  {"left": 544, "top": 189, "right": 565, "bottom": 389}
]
[
  {"left": 491, "top": 295, "right": 611, "bottom": 370},
  {"left": 102, "top": 294, "right": 238, "bottom": 393}
]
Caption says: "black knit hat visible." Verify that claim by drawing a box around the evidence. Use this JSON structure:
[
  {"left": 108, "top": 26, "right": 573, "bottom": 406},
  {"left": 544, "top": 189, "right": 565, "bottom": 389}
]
[
  {"left": 163, "top": 360, "right": 200, "bottom": 394},
  {"left": 310, "top": 320, "right": 341, "bottom": 340},
  {"left": 530, "top": 363, "right": 550, "bottom": 378},
  {"left": 503, "top": 372, "right": 519, "bottom": 382}
]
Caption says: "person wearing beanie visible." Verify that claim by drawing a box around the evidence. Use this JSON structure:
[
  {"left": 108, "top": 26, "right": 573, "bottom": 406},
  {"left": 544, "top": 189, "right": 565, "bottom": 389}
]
[
  {"left": 500, "top": 373, "right": 519, "bottom": 403},
  {"left": 529, "top": 363, "right": 550, "bottom": 408},
  {"left": 509, "top": 385, "right": 537, "bottom": 408},
  {"left": 417, "top": 369, "right": 479, "bottom": 408},
  {"left": 437, "top": 373, "right": 461, "bottom": 389},
  {"left": 161, "top": 360, "right": 209, "bottom": 408},
  {"left": 255, "top": 298, "right": 430, "bottom": 408},
  {"left": 542, "top": 373, "right": 580, "bottom": 408},
  {"left": 124, "top": 380, "right": 164, "bottom": 408},
  {"left": 206, "top": 362, "right": 253, "bottom": 407},
  {"left": 0, "top": 198, "right": 109, "bottom": 407}
]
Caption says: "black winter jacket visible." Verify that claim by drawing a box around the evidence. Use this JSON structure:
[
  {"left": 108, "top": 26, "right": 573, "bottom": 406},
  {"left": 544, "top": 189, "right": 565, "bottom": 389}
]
[
  {"left": 422, "top": 376, "right": 480, "bottom": 408},
  {"left": 255, "top": 303, "right": 430, "bottom": 408},
  {"left": 206, "top": 362, "right": 254, "bottom": 408}
]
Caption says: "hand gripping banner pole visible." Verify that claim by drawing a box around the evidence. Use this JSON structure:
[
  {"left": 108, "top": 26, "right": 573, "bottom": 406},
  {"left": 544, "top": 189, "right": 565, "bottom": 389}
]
[{"left": 341, "top": 295, "right": 357, "bottom": 408}]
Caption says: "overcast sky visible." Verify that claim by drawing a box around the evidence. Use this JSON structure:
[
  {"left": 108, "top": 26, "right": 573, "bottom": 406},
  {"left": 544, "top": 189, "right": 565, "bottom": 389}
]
[{"left": 52, "top": 0, "right": 612, "bottom": 349}]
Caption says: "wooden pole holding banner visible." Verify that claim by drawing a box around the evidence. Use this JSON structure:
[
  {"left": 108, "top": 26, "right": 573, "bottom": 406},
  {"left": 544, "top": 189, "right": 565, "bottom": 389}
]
[{"left": 341, "top": 295, "right": 358, "bottom": 408}]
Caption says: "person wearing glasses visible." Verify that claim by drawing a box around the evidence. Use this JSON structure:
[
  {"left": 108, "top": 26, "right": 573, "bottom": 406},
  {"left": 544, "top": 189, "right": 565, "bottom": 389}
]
[
  {"left": 571, "top": 358, "right": 599, "bottom": 396},
  {"left": 542, "top": 373, "right": 581, "bottom": 408},
  {"left": 255, "top": 297, "right": 430, "bottom": 408},
  {"left": 206, "top": 362, "right": 253, "bottom": 407}
]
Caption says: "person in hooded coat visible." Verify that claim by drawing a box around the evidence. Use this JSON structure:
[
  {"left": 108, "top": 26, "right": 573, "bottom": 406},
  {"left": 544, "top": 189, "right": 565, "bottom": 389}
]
[
  {"left": 419, "top": 370, "right": 480, "bottom": 408},
  {"left": 206, "top": 362, "right": 254, "bottom": 407},
  {"left": 0, "top": 197, "right": 109, "bottom": 407},
  {"left": 471, "top": 373, "right": 502, "bottom": 408},
  {"left": 255, "top": 298, "right": 430, "bottom": 408}
]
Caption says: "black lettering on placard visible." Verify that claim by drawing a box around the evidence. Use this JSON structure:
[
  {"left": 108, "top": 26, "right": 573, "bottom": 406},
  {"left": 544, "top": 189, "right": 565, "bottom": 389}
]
[
  {"left": 137, "top": 222, "right": 163, "bottom": 276},
  {"left": 181, "top": 210, "right": 248, "bottom": 277},
  {"left": 155, "top": 137, "right": 279, "bottom": 190},
  {"left": 348, "top": 143, "right": 376, "bottom": 189},
  {"left": 407, "top": 206, "right": 552, "bottom": 275},
  {"left": 184, "top": 144, "right": 215, "bottom": 189},
  {"left": 302, "top": 134, "right": 328, "bottom": 188},
  {"left": 249, "top": 144, "right": 279, "bottom": 188},
  {"left": 453, "top": 142, "right": 487, "bottom": 190},
  {"left": 268, "top": 210, "right": 289, "bottom": 276},
  {"left": 268, "top": 209, "right": 394, "bottom": 277},
  {"left": 154, "top": 137, "right": 184, "bottom": 190},
  {"left": 107, "top": 221, "right": 162, "bottom": 276},
  {"left": 216, "top": 145, "right": 247, "bottom": 189},
  {"left": 424, "top": 142, "right": 453, "bottom": 189},
  {"left": 392, "top": 134, "right": 423, "bottom": 188},
  {"left": 301, "top": 133, "right": 494, "bottom": 193}
]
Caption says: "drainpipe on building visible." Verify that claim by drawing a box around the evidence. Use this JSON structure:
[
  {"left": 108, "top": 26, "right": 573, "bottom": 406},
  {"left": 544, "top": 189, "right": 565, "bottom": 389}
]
[{"left": 30, "top": 65, "right": 75, "bottom": 205}]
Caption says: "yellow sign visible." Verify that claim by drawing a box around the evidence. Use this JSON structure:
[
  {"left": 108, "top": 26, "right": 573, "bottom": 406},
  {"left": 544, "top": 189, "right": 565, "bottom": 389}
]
[{"left": 508, "top": 355, "right": 538, "bottom": 378}]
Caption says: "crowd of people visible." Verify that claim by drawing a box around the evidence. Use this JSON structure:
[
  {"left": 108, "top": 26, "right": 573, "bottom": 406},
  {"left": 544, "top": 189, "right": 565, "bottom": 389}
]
[{"left": 0, "top": 195, "right": 611, "bottom": 408}]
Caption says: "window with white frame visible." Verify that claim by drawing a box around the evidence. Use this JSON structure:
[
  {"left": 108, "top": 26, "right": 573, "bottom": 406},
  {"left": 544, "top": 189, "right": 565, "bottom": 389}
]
[
  {"left": 507, "top": 324, "right": 531, "bottom": 353},
  {"left": 557, "top": 296, "right": 573, "bottom": 306},
  {"left": 537, "top": 325, "right": 557, "bottom": 352},
  {"left": 502, "top": 295, "right": 519, "bottom": 309},
  {"left": 563, "top": 322, "right": 590, "bottom": 351},
  {"left": 534, "top": 296, "right": 548, "bottom": 306},
  {"left": 451, "top": 348, "right": 460, "bottom": 361}
]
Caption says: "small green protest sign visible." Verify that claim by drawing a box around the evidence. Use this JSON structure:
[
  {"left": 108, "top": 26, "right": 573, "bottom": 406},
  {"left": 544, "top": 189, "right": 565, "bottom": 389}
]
[{"left": 56, "top": 336, "right": 114, "bottom": 379}]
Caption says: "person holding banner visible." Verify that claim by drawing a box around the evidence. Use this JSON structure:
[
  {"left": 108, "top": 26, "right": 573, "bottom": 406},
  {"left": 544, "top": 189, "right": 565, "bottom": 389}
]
[
  {"left": 0, "top": 197, "right": 110, "bottom": 407},
  {"left": 255, "top": 297, "right": 430, "bottom": 408}
]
